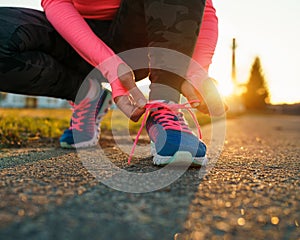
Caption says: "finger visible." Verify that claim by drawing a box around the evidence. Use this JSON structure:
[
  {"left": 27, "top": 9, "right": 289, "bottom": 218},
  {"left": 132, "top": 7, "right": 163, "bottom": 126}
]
[
  {"left": 129, "top": 107, "right": 146, "bottom": 122},
  {"left": 128, "top": 87, "right": 147, "bottom": 108},
  {"left": 182, "top": 78, "right": 227, "bottom": 116},
  {"left": 117, "top": 64, "right": 147, "bottom": 108},
  {"left": 195, "top": 78, "right": 227, "bottom": 116},
  {"left": 196, "top": 102, "right": 209, "bottom": 114},
  {"left": 114, "top": 95, "right": 145, "bottom": 122},
  {"left": 181, "top": 81, "right": 198, "bottom": 107}
]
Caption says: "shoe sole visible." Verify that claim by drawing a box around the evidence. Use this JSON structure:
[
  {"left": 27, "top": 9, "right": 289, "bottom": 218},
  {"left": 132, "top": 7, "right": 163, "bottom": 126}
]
[
  {"left": 153, "top": 151, "right": 208, "bottom": 167},
  {"left": 151, "top": 142, "right": 207, "bottom": 166},
  {"left": 60, "top": 142, "right": 75, "bottom": 149},
  {"left": 60, "top": 89, "right": 112, "bottom": 149},
  {"left": 60, "top": 135, "right": 99, "bottom": 149}
]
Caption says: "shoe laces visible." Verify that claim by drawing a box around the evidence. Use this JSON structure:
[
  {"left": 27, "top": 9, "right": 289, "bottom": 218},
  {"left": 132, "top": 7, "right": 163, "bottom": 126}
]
[
  {"left": 69, "top": 98, "right": 93, "bottom": 132},
  {"left": 149, "top": 105, "right": 192, "bottom": 134},
  {"left": 128, "top": 100, "right": 202, "bottom": 164}
]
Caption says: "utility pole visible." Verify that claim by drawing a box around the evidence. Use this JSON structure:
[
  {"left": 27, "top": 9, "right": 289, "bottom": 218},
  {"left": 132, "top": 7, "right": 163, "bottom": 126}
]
[{"left": 231, "top": 38, "right": 237, "bottom": 87}]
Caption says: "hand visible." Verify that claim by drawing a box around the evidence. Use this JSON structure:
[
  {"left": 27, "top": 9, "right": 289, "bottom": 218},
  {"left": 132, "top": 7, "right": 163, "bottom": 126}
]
[
  {"left": 181, "top": 77, "right": 228, "bottom": 116},
  {"left": 113, "top": 64, "right": 147, "bottom": 122}
]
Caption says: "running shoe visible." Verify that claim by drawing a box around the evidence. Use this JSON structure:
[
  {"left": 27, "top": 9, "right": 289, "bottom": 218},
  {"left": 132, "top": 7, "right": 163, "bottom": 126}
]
[
  {"left": 60, "top": 88, "right": 112, "bottom": 149},
  {"left": 146, "top": 101, "right": 207, "bottom": 166}
]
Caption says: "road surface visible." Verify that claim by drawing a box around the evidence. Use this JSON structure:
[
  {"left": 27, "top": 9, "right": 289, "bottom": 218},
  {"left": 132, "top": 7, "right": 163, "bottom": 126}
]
[{"left": 0, "top": 114, "right": 299, "bottom": 240}]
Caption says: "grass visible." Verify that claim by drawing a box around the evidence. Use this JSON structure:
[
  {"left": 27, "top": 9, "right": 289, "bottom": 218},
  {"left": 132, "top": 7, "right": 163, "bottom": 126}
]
[
  {"left": 0, "top": 109, "right": 72, "bottom": 147},
  {"left": 0, "top": 108, "right": 212, "bottom": 148}
]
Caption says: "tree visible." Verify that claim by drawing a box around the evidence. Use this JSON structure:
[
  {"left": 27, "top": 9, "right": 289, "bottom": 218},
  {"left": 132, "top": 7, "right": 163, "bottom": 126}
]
[{"left": 243, "top": 57, "right": 270, "bottom": 110}]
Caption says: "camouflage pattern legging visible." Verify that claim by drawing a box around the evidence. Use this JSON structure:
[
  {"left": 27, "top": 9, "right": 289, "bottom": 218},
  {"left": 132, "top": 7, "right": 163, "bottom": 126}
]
[{"left": 0, "top": 0, "right": 205, "bottom": 101}]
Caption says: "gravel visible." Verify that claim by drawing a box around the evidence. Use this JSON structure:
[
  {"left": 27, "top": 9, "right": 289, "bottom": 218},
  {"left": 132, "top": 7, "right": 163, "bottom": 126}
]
[{"left": 0, "top": 114, "right": 299, "bottom": 240}]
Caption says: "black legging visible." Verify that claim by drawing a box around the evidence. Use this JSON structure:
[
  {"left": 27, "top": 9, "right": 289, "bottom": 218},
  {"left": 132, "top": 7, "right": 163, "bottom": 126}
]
[{"left": 0, "top": 0, "right": 205, "bottom": 102}]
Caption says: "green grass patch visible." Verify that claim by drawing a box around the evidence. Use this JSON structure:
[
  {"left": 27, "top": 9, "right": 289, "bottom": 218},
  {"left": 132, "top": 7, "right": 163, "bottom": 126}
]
[
  {"left": 0, "top": 109, "right": 72, "bottom": 147},
  {"left": 0, "top": 108, "right": 212, "bottom": 148}
]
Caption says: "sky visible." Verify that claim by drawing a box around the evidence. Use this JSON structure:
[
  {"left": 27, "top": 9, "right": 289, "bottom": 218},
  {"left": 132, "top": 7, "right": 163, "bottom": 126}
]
[
  {"left": 1, "top": 0, "right": 300, "bottom": 104},
  {"left": 211, "top": 0, "right": 300, "bottom": 104}
]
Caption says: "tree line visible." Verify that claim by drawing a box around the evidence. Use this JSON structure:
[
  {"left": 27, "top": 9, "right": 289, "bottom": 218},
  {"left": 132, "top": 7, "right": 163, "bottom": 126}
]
[{"left": 242, "top": 56, "right": 270, "bottom": 110}]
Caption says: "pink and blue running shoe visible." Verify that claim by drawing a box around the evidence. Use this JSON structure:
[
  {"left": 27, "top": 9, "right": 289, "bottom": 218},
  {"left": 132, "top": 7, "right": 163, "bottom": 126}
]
[
  {"left": 60, "top": 88, "right": 112, "bottom": 149},
  {"left": 145, "top": 101, "right": 207, "bottom": 166}
]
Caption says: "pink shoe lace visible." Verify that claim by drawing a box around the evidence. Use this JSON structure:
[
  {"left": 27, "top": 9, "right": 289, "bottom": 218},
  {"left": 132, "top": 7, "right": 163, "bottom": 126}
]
[
  {"left": 69, "top": 98, "right": 93, "bottom": 132},
  {"left": 128, "top": 100, "right": 202, "bottom": 164}
]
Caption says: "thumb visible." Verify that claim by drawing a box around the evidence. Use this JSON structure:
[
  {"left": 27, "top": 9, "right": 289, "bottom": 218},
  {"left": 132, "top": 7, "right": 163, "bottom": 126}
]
[
  {"left": 181, "top": 81, "right": 201, "bottom": 108},
  {"left": 200, "top": 78, "right": 226, "bottom": 116},
  {"left": 128, "top": 87, "right": 147, "bottom": 108},
  {"left": 117, "top": 63, "right": 147, "bottom": 107},
  {"left": 114, "top": 95, "right": 146, "bottom": 122}
]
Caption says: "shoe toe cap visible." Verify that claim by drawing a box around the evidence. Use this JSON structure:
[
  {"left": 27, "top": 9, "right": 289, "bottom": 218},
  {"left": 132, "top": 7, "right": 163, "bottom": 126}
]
[{"left": 155, "top": 130, "right": 206, "bottom": 157}]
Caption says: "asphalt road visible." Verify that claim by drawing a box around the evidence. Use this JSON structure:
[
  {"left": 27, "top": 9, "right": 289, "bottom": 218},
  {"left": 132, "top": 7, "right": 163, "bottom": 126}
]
[{"left": 0, "top": 114, "right": 299, "bottom": 240}]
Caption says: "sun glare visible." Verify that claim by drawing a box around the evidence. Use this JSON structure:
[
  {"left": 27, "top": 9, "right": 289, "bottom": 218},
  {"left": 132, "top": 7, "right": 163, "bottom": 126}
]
[{"left": 216, "top": 80, "right": 235, "bottom": 98}]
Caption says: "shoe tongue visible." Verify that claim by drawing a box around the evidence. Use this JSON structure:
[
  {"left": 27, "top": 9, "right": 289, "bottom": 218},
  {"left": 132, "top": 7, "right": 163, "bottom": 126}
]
[
  {"left": 150, "top": 100, "right": 175, "bottom": 104},
  {"left": 85, "top": 79, "right": 100, "bottom": 101},
  {"left": 149, "top": 100, "right": 176, "bottom": 112},
  {"left": 149, "top": 102, "right": 183, "bottom": 122}
]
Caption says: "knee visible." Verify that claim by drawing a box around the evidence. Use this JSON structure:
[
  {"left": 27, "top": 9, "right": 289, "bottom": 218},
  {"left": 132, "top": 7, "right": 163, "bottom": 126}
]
[
  {"left": 0, "top": 32, "right": 17, "bottom": 59},
  {"left": 0, "top": 9, "right": 18, "bottom": 57},
  {"left": 0, "top": 39, "right": 13, "bottom": 58}
]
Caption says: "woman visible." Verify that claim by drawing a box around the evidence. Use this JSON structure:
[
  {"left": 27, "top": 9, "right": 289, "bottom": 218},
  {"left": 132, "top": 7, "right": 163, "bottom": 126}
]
[{"left": 0, "top": 0, "right": 222, "bottom": 165}]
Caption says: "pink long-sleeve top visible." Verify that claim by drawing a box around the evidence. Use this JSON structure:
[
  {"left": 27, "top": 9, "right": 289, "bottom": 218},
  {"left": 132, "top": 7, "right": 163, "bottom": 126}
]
[{"left": 41, "top": 0, "right": 218, "bottom": 98}]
